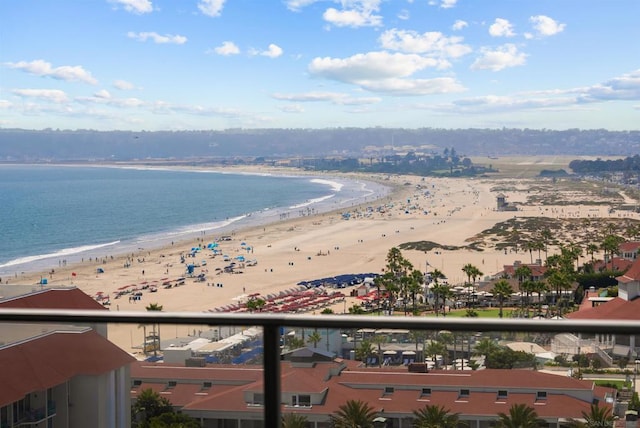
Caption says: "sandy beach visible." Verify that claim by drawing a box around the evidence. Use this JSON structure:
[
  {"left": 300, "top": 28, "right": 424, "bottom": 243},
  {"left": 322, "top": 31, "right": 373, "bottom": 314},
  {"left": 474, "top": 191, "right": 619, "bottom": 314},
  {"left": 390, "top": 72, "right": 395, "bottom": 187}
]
[{"left": 9, "top": 167, "right": 640, "bottom": 356}]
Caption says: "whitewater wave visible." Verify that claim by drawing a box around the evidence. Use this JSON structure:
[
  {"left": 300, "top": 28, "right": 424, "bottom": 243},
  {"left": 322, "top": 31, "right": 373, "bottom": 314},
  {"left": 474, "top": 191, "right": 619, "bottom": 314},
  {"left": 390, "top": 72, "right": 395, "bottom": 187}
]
[
  {"left": 0, "top": 240, "right": 121, "bottom": 269},
  {"left": 310, "top": 178, "right": 343, "bottom": 192},
  {"left": 289, "top": 194, "right": 336, "bottom": 210}
]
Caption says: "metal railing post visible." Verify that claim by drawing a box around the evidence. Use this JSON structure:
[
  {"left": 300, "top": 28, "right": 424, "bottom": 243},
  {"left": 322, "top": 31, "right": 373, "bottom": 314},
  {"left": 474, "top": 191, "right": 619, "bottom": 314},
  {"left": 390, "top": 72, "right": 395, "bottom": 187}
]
[{"left": 263, "top": 324, "right": 281, "bottom": 427}]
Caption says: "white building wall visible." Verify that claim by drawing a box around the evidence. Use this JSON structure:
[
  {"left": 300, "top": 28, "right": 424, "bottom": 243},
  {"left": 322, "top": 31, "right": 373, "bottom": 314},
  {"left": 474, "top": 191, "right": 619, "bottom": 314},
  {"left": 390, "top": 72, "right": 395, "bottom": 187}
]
[{"left": 68, "top": 370, "right": 130, "bottom": 428}]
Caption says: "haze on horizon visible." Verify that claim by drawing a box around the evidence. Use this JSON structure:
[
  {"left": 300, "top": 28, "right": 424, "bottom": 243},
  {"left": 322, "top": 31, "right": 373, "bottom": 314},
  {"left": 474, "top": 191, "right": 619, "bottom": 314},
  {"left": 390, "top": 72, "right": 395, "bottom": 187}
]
[{"left": 1, "top": 0, "right": 639, "bottom": 132}]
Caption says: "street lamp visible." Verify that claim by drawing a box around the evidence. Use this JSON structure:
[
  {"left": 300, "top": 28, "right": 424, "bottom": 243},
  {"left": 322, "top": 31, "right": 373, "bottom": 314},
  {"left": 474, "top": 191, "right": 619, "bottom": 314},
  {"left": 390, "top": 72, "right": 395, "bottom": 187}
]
[{"left": 634, "top": 358, "right": 640, "bottom": 393}]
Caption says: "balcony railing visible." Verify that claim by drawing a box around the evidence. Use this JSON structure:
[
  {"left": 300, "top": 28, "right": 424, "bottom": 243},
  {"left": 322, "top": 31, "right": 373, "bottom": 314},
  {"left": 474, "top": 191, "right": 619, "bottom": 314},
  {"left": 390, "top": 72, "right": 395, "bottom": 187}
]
[{"left": 1, "top": 308, "right": 639, "bottom": 427}]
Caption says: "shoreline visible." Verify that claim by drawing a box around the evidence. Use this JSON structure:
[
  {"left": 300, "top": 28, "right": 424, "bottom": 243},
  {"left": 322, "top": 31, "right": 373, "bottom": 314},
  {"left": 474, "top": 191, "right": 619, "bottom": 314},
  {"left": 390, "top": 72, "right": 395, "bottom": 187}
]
[
  {"left": 0, "top": 164, "right": 393, "bottom": 278},
  {"left": 6, "top": 166, "right": 640, "bottom": 356}
]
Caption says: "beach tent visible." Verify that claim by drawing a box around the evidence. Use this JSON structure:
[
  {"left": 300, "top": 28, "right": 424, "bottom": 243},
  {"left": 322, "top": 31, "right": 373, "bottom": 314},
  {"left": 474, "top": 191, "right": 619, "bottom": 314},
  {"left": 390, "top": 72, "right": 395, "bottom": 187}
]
[
  {"left": 96, "top": 268, "right": 104, "bottom": 274},
  {"left": 40, "top": 278, "right": 48, "bottom": 285},
  {"left": 186, "top": 264, "right": 195, "bottom": 275}
]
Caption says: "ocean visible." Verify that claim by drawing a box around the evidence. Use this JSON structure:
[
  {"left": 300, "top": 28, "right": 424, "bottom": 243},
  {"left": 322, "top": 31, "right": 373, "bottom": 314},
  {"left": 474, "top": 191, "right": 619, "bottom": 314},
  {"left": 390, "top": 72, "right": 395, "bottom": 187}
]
[{"left": 0, "top": 165, "right": 389, "bottom": 276}]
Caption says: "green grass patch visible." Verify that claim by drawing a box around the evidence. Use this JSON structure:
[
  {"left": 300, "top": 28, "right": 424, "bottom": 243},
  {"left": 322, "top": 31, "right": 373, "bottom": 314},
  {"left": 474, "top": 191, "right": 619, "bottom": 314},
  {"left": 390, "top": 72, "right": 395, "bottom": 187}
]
[
  {"left": 424, "top": 308, "right": 507, "bottom": 318},
  {"left": 593, "top": 379, "right": 627, "bottom": 389}
]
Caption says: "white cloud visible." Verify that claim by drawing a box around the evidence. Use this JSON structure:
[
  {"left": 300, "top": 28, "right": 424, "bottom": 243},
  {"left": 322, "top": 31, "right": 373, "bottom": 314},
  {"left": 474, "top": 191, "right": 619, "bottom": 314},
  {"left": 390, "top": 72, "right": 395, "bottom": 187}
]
[
  {"left": 579, "top": 69, "right": 640, "bottom": 101},
  {"left": 279, "top": 104, "right": 305, "bottom": 113},
  {"left": 471, "top": 44, "right": 526, "bottom": 71},
  {"left": 12, "top": 89, "right": 69, "bottom": 103},
  {"left": 0, "top": 100, "right": 13, "bottom": 109},
  {"left": 94, "top": 89, "right": 112, "bottom": 99},
  {"left": 250, "top": 44, "right": 283, "bottom": 58},
  {"left": 489, "top": 18, "right": 515, "bottom": 37},
  {"left": 430, "top": 0, "right": 456, "bottom": 8},
  {"left": 6, "top": 60, "right": 98, "bottom": 85},
  {"left": 530, "top": 15, "right": 566, "bottom": 37},
  {"left": 322, "top": 0, "right": 383, "bottom": 28},
  {"left": 284, "top": 0, "right": 319, "bottom": 12},
  {"left": 309, "top": 51, "right": 443, "bottom": 82},
  {"left": 114, "top": 80, "right": 135, "bottom": 90},
  {"left": 452, "top": 20, "right": 468, "bottom": 31},
  {"left": 379, "top": 29, "right": 472, "bottom": 59},
  {"left": 438, "top": 69, "right": 640, "bottom": 116},
  {"left": 127, "top": 32, "right": 187, "bottom": 44},
  {"left": 359, "top": 77, "right": 465, "bottom": 95},
  {"left": 308, "top": 51, "right": 465, "bottom": 96},
  {"left": 272, "top": 91, "right": 382, "bottom": 105},
  {"left": 198, "top": 0, "right": 226, "bottom": 17},
  {"left": 450, "top": 94, "right": 577, "bottom": 113},
  {"left": 213, "top": 41, "right": 240, "bottom": 56},
  {"left": 76, "top": 93, "right": 145, "bottom": 107},
  {"left": 109, "top": 0, "right": 153, "bottom": 14},
  {"left": 397, "top": 9, "right": 410, "bottom": 20},
  {"left": 262, "top": 44, "right": 283, "bottom": 58}
]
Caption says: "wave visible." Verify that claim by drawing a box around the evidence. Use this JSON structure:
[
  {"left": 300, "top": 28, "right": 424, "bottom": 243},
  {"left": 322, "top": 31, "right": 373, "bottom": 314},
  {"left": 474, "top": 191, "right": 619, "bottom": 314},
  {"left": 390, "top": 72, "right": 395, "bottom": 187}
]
[
  {"left": 289, "top": 194, "right": 336, "bottom": 210},
  {"left": 310, "top": 178, "right": 343, "bottom": 192},
  {"left": 0, "top": 240, "right": 121, "bottom": 269}
]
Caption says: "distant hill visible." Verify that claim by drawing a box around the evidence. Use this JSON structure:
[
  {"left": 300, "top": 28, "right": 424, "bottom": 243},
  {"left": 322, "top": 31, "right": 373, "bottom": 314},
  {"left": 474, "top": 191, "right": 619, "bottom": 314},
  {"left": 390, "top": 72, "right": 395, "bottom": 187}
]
[{"left": 0, "top": 127, "right": 638, "bottom": 162}]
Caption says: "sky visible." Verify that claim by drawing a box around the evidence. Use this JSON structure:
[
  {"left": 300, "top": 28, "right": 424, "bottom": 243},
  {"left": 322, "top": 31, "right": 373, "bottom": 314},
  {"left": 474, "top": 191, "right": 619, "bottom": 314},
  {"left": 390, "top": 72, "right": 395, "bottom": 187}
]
[{"left": 1, "top": 0, "right": 639, "bottom": 131}]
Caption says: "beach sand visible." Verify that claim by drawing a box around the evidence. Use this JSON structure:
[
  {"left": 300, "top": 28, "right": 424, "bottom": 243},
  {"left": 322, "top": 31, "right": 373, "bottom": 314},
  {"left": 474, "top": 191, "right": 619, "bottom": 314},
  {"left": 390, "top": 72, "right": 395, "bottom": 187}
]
[{"left": 10, "top": 170, "right": 640, "bottom": 356}]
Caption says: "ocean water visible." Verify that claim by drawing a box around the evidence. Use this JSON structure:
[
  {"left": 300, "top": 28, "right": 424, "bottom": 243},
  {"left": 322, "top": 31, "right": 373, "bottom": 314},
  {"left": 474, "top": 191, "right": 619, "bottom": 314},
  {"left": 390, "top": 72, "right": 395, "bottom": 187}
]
[{"left": 0, "top": 165, "right": 389, "bottom": 276}]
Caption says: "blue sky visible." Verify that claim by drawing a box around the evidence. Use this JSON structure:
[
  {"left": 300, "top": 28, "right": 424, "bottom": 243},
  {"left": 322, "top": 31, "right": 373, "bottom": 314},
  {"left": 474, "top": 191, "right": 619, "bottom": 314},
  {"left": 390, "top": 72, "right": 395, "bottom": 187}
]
[{"left": 1, "top": 0, "right": 638, "bottom": 131}]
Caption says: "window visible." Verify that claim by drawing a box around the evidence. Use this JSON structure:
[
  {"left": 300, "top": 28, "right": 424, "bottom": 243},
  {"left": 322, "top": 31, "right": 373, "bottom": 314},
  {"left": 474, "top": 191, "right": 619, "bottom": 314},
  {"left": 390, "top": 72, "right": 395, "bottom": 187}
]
[
  {"left": 497, "top": 390, "right": 508, "bottom": 400},
  {"left": 292, "top": 394, "right": 311, "bottom": 407},
  {"left": 132, "top": 380, "right": 142, "bottom": 388},
  {"left": 166, "top": 381, "right": 177, "bottom": 389},
  {"left": 252, "top": 393, "right": 264, "bottom": 405},
  {"left": 384, "top": 386, "right": 394, "bottom": 394},
  {"left": 421, "top": 387, "right": 431, "bottom": 396},
  {"left": 202, "top": 381, "right": 212, "bottom": 389},
  {"left": 459, "top": 389, "right": 470, "bottom": 398},
  {"left": 536, "top": 391, "right": 547, "bottom": 400}
]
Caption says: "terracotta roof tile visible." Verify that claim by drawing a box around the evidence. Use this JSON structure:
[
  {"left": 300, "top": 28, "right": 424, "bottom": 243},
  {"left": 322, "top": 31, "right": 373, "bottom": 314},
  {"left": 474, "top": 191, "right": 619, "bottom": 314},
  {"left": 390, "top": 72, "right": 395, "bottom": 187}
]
[
  {"left": 0, "top": 329, "right": 134, "bottom": 407},
  {"left": 0, "top": 287, "right": 106, "bottom": 310},
  {"left": 131, "top": 361, "right": 613, "bottom": 420}
]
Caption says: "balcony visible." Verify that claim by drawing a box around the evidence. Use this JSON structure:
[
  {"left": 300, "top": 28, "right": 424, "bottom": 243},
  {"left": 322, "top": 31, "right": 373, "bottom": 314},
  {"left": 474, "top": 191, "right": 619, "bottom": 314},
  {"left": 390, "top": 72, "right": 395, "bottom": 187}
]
[
  {"left": 15, "top": 401, "right": 56, "bottom": 426},
  {"left": 0, "top": 309, "right": 639, "bottom": 427}
]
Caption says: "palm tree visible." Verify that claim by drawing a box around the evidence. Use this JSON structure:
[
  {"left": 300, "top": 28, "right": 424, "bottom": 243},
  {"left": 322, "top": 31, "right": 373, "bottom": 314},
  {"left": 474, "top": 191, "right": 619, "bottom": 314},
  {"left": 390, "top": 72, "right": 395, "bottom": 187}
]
[
  {"left": 412, "top": 404, "right": 460, "bottom": 428},
  {"left": 132, "top": 388, "right": 173, "bottom": 426},
  {"left": 408, "top": 269, "right": 424, "bottom": 313},
  {"left": 282, "top": 413, "right": 309, "bottom": 428},
  {"left": 473, "top": 337, "right": 499, "bottom": 361},
  {"left": 425, "top": 340, "right": 446, "bottom": 369},
  {"left": 462, "top": 263, "right": 476, "bottom": 286},
  {"left": 601, "top": 234, "right": 624, "bottom": 271},
  {"left": 145, "top": 302, "right": 163, "bottom": 357},
  {"left": 530, "top": 280, "right": 549, "bottom": 316},
  {"left": 496, "top": 403, "right": 545, "bottom": 427},
  {"left": 586, "top": 243, "right": 599, "bottom": 264},
  {"left": 330, "top": 399, "right": 377, "bottom": 428},
  {"left": 356, "top": 339, "right": 375, "bottom": 367},
  {"left": 371, "top": 334, "right": 387, "bottom": 367},
  {"left": 571, "top": 403, "right": 614, "bottom": 427},
  {"left": 514, "top": 265, "right": 532, "bottom": 316},
  {"left": 491, "top": 279, "right": 514, "bottom": 318},
  {"left": 430, "top": 268, "right": 450, "bottom": 316},
  {"left": 307, "top": 330, "right": 322, "bottom": 348},
  {"left": 246, "top": 296, "right": 266, "bottom": 312},
  {"left": 437, "top": 331, "right": 453, "bottom": 369}
]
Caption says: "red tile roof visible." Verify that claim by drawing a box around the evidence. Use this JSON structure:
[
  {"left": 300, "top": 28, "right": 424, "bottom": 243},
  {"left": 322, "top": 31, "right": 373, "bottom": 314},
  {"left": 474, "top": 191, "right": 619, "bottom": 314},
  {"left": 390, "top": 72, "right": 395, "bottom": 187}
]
[
  {"left": 502, "top": 264, "right": 547, "bottom": 278},
  {"left": 131, "top": 360, "right": 612, "bottom": 420},
  {"left": 0, "top": 287, "right": 106, "bottom": 310},
  {"left": 619, "top": 241, "right": 640, "bottom": 252},
  {"left": 616, "top": 257, "right": 640, "bottom": 283},
  {"left": 0, "top": 329, "right": 135, "bottom": 407},
  {"left": 566, "top": 297, "right": 640, "bottom": 320},
  {"left": 593, "top": 257, "right": 633, "bottom": 273}
]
